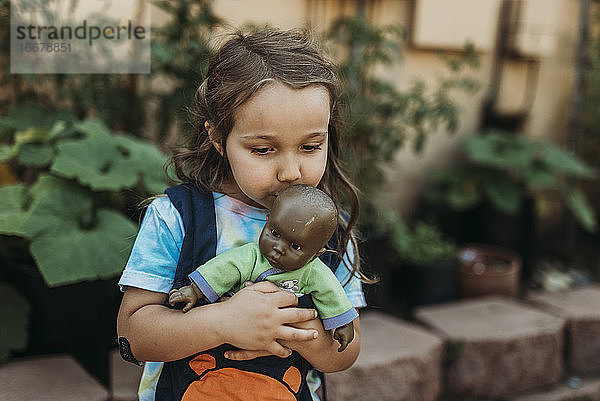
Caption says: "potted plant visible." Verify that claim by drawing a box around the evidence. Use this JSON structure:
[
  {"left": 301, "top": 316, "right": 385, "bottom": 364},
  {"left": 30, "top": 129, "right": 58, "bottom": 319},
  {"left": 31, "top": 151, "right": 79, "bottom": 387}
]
[
  {"left": 424, "top": 130, "right": 597, "bottom": 281},
  {"left": 390, "top": 220, "right": 458, "bottom": 307},
  {"left": 457, "top": 244, "right": 521, "bottom": 298}
]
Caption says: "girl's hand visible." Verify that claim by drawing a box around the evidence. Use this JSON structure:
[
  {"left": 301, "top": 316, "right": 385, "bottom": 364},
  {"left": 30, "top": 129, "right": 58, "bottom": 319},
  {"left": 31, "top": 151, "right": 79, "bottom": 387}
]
[{"left": 217, "top": 281, "right": 319, "bottom": 358}]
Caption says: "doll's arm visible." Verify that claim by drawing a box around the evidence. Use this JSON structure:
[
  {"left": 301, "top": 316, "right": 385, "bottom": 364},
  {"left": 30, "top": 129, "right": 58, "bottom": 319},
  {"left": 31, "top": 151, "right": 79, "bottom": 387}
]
[
  {"left": 168, "top": 282, "right": 205, "bottom": 312},
  {"left": 333, "top": 321, "right": 354, "bottom": 352}
]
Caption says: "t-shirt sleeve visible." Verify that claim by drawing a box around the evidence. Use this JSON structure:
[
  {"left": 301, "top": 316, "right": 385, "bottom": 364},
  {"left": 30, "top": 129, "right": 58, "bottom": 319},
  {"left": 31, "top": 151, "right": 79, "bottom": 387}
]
[
  {"left": 336, "top": 238, "right": 367, "bottom": 308},
  {"left": 309, "top": 262, "right": 358, "bottom": 330},
  {"left": 189, "top": 244, "right": 257, "bottom": 303},
  {"left": 118, "top": 197, "right": 185, "bottom": 293}
]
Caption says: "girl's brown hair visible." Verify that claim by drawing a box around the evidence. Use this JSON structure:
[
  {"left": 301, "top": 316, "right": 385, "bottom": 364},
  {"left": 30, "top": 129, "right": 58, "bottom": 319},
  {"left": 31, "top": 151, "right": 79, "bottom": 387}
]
[{"left": 171, "top": 28, "right": 372, "bottom": 284}]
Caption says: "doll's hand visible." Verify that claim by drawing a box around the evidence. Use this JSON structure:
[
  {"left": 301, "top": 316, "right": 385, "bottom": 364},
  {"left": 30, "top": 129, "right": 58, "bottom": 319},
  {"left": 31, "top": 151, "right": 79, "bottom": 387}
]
[
  {"left": 168, "top": 286, "right": 197, "bottom": 313},
  {"left": 333, "top": 322, "right": 354, "bottom": 352}
]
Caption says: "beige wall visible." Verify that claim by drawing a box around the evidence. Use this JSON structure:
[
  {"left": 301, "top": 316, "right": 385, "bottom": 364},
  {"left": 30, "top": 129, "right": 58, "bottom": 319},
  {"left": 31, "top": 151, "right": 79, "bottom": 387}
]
[{"left": 208, "top": 0, "right": 580, "bottom": 215}]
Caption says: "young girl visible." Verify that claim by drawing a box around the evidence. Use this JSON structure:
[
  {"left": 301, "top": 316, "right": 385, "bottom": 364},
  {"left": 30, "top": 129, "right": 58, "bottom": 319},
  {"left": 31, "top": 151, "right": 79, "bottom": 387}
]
[{"left": 116, "top": 28, "right": 369, "bottom": 401}]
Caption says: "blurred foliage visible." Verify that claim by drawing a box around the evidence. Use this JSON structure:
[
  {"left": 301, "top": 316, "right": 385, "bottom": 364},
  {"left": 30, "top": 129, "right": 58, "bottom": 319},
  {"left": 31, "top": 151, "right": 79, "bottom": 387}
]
[
  {"left": 0, "top": 0, "right": 219, "bottom": 362},
  {"left": 426, "top": 131, "right": 597, "bottom": 232},
  {"left": 390, "top": 218, "right": 456, "bottom": 267},
  {"left": 0, "top": 109, "right": 168, "bottom": 286},
  {"left": 326, "top": 16, "right": 479, "bottom": 226},
  {"left": 582, "top": 6, "right": 600, "bottom": 198}
]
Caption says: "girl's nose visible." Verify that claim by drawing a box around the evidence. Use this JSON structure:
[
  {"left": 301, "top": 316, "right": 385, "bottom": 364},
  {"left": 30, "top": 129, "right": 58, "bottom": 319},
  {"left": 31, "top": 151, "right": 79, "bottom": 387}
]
[{"left": 276, "top": 155, "right": 301, "bottom": 183}]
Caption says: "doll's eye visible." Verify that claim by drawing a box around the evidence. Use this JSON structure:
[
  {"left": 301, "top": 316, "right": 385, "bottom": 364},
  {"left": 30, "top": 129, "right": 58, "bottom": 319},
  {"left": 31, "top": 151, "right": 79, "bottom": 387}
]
[
  {"left": 271, "top": 229, "right": 280, "bottom": 238},
  {"left": 290, "top": 243, "right": 301, "bottom": 251}
]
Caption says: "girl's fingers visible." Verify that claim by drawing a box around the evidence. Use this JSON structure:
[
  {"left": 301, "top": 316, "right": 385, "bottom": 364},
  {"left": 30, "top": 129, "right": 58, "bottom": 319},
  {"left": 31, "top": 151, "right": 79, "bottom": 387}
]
[
  {"left": 266, "top": 342, "right": 294, "bottom": 358},
  {"left": 267, "top": 288, "right": 300, "bottom": 308},
  {"left": 276, "top": 325, "right": 318, "bottom": 342},
  {"left": 278, "top": 307, "right": 318, "bottom": 325},
  {"left": 224, "top": 349, "right": 280, "bottom": 361}
]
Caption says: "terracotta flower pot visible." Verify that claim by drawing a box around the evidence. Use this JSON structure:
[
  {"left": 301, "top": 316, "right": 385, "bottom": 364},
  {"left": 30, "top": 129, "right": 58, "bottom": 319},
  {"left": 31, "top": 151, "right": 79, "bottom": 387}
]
[{"left": 457, "top": 244, "right": 521, "bottom": 298}]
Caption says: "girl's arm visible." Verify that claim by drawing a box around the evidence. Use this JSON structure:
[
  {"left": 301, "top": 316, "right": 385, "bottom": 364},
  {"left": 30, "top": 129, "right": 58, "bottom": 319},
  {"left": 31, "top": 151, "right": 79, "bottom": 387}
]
[
  {"left": 117, "top": 282, "right": 320, "bottom": 362},
  {"left": 281, "top": 314, "right": 361, "bottom": 372}
]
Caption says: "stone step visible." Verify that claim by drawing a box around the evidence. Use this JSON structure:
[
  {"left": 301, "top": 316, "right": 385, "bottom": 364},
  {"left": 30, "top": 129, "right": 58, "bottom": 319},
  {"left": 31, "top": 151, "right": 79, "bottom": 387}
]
[
  {"left": 415, "top": 296, "right": 565, "bottom": 399},
  {"left": 528, "top": 285, "right": 600, "bottom": 375},
  {"left": 109, "top": 348, "right": 143, "bottom": 401},
  {"left": 509, "top": 376, "right": 600, "bottom": 401},
  {"left": 326, "top": 310, "right": 443, "bottom": 401},
  {"left": 0, "top": 354, "right": 108, "bottom": 401}
]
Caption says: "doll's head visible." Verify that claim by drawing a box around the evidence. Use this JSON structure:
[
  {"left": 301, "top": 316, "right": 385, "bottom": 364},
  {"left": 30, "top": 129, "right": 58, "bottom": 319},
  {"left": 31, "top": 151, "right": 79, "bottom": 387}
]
[{"left": 259, "top": 185, "right": 337, "bottom": 271}]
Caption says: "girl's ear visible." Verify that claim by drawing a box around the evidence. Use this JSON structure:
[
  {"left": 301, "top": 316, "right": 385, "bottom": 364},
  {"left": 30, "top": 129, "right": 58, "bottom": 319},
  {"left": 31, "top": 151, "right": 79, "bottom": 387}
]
[{"left": 205, "top": 121, "right": 224, "bottom": 156}]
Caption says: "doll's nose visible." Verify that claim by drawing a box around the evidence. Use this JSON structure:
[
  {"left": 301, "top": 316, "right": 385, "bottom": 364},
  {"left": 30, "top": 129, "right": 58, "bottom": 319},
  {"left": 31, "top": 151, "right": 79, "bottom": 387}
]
[{"left": 273, "top": 243, "right": 285, "bottom": 255}]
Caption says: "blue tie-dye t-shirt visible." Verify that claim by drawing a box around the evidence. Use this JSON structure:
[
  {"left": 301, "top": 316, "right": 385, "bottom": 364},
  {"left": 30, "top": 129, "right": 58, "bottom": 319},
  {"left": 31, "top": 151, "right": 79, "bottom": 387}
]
[{"left": 118, "top": 192, "right": 366, "bottom": 401}]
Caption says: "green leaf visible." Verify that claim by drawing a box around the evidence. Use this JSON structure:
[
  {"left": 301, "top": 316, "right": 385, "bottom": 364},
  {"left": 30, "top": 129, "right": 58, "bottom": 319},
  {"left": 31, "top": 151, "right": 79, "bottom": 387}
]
[
  {"left": 14, "top": 128, "right": 48, "bottom": 145},
  {"left": 0, "top": 283, "right": 30, "bottom": 362},
  {"left": 0, "top": 144, "right": 16, "bottom": 161},
  {"left": 51, "top": 137, "right": 138, "bottom": 191},
  {"left": 483, "top": 177, "right": 522, "bottom": 215},
  {"left": 541, "top": 142, "right": 596, "bottom": 178},
  {"left": 73, "top": 119, "right": 112, "bottom": 140},
  {"left": 565, "top": 186, "right": 597, "bottom": 232},
  {"left": 446, "top": 180, "right": 481, "bottom": 211},
  {"left": 29, "top": 209, "right": 137, "bottom": 286},
  {"left": 115, "top": 135, "right": 168, "bottom": 193},
  {"left": 466, "top": 133, "right": 533, "bottom": 171},
  {"left": 23, "top": 175, "right": 94, "bottom": 238},
  {"left": 17, "top": 143, "right": 54, "bottom": 167},
  {"left": 0, "top": 184, "right": 28, "bottom": 237},
  {"left": 19, "top": 175, "right": 137, "bottom": 286}
]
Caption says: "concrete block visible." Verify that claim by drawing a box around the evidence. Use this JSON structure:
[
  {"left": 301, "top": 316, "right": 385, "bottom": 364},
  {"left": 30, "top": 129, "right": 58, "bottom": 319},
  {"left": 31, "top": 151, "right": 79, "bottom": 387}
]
[
  {"left": 0, "top": 354, "right": 108, "bottom": 401},
  {"left": 326, "top": 311, "right": 443, "bottom": 401},
  {"left": 109, "top": 348, "right": 143, "bottom": 401},
  {"left": 415, "top": 296, "right": 565, "bottom": 399},
  {"left": 510, "top": 376, "right": 600, "bottom": 401},
  {"left": 529, "top": 285, "right": 600, "bottom": 375}
]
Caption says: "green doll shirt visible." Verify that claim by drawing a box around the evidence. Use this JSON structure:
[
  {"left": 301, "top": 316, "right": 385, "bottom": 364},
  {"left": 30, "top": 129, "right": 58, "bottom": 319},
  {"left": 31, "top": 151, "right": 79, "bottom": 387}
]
[{"left": 188, "top": 242, "right": 359, "bottom": 330}]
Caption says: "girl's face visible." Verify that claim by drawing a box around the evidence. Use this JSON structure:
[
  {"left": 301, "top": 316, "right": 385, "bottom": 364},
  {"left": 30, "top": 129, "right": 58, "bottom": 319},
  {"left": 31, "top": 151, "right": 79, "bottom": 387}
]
[{"left": 216, "top": 82, "right": 330, "bottom": 209}]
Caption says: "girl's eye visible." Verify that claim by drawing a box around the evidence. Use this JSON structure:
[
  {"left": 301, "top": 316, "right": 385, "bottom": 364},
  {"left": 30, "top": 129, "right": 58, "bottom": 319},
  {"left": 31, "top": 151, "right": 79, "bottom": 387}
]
[
  {"left": 271, "top": 229, "right": 280, "bottom": 238},
  {"left": 291, "top": 243, "right": 301, "bottom": 251},
  {"left": 301, "top": 144, "right": 322, "bottom": 152},
  {"left": 251, "top": 147, "right": 272, "bottom": 155}
]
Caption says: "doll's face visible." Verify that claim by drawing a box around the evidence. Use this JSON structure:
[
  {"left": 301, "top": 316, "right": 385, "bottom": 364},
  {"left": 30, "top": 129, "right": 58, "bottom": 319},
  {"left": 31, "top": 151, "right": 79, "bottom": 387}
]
[{"left": 259, "top": 202, "right": 330, "bottom": 271}]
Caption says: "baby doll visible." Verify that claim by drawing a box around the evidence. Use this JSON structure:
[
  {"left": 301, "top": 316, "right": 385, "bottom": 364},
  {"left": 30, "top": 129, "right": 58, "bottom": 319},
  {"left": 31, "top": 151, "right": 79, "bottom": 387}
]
[{"left": 169, "top": 184, "right": 357, "bottom": 352}]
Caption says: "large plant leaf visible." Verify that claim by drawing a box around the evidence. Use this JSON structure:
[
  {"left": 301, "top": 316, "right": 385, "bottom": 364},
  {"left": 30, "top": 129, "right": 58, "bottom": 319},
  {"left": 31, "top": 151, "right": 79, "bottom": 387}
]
[
  {"left": 565, "top": 186, "right": 597, "bottom": 232},
  {"left": 115, "top": 135, "right": 168, "bottom": 193},
  {"left": 0, "top": 283, "right": 30, "bottom": 361},
  {"left": 540, "top": 142, "right": 596, "bottom": 179},
  {"left": 51, "top": 137, "right": 139, "bottom": 191},
  {"left": 483, "top": 177, "right": 523, "bottom": 215},
  {"left": 19, "top": 175, "right": 137, "bottom": 286},
  {"left": 23, "top": 175, "right": 93, "bottom": 238},
  {"left": 466, "top": 133, "right": 533, "bottom": 171},
  {"left": 28, "top": 209, "right": 136, "bottom": 286},
  {"left": 0, "top": 184, "right": 28, "bottom": 237},
  {"left": 17, "top": 143, "right": 54, "bottom": 167},
  {"left": 72, "top": 119, "right": 112, "bottom": 140}
]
